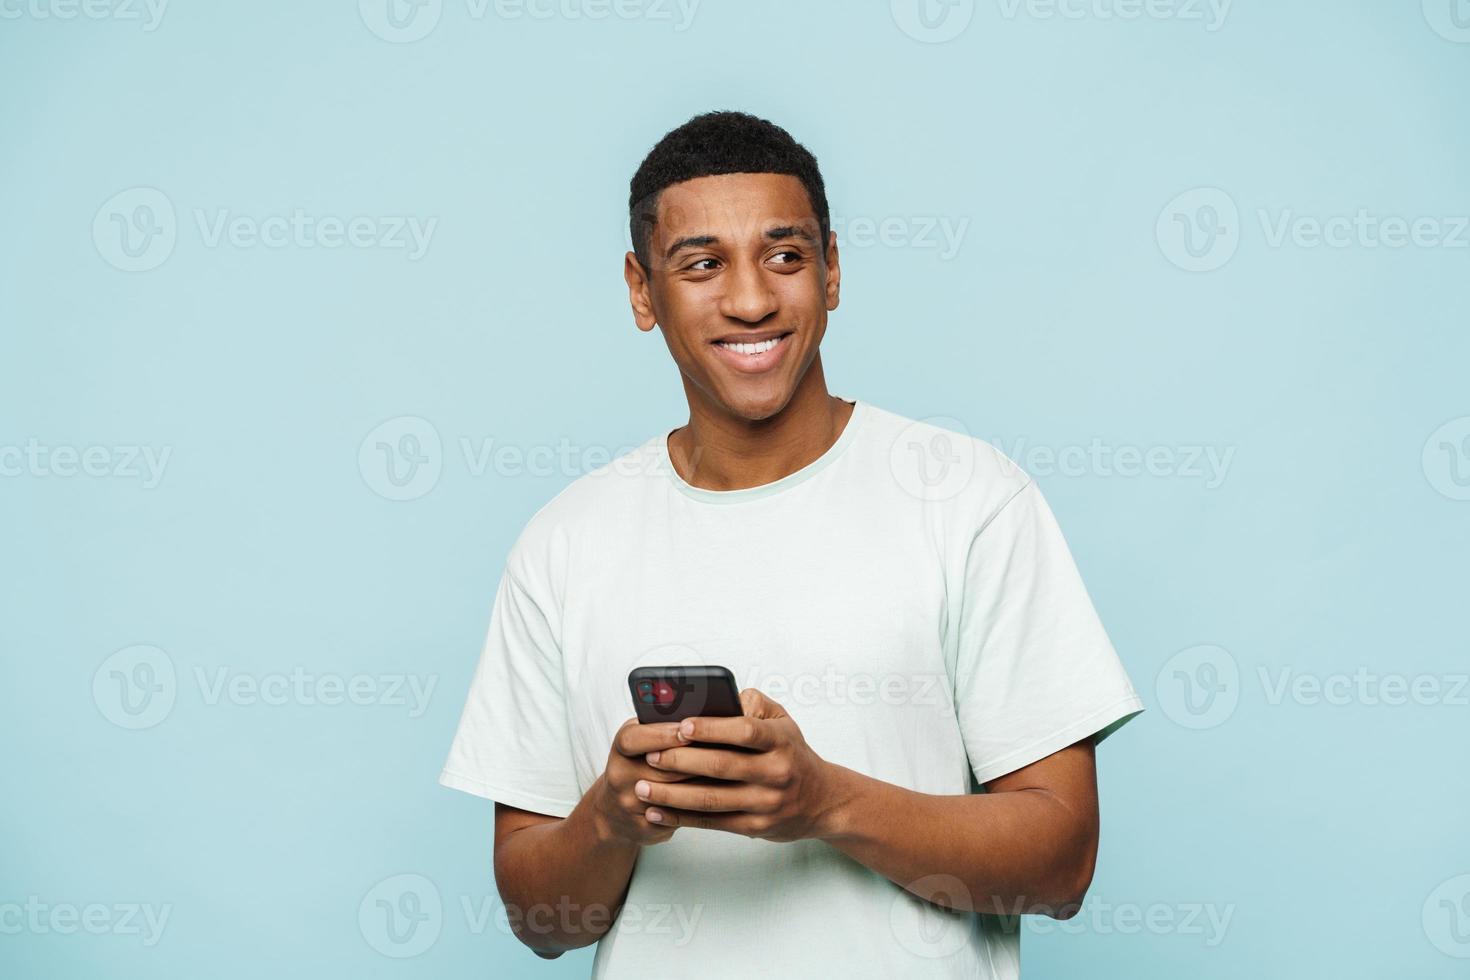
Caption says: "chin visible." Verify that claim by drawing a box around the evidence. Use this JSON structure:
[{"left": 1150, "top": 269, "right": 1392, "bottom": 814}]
[{"left": 718, "top": 385, "right": 793, "bottom": 423}]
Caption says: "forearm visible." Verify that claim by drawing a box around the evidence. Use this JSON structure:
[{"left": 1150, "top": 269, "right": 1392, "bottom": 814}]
[
  {"left": 494, "top": 776, "right": 642, "bottom": 956},
  {"left": 817, "top": 763, "right": 1096, "bottom": 918}
]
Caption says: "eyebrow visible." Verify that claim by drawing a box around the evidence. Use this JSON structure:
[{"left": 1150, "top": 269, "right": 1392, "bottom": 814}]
[{"left": 663, "top": 225, "right": 821, "bottom": 261}]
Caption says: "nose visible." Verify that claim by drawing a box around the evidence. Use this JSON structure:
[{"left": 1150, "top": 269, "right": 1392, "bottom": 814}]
[{"left": 717, "top": 257, "right": 778, "bottom": 324}]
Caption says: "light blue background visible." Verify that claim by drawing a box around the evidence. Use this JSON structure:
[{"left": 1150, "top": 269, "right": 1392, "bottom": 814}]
[{"left": 3, "top": 1, "right": 1468, "bottom": 976}]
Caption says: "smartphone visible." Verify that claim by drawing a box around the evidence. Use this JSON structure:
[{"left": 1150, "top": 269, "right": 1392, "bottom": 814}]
[
  {"left": 628, "top": 666, "right": 744, "bottom": 753},
  {"left": 629, "top": 665, "right": 742, "bottom": 723}
]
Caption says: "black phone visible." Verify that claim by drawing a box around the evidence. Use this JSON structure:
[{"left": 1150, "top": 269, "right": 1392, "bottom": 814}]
[
  {"left": 628, "top": 666, "right": 745, "bottom": 752},
  {"left": 629, "top": 665, "right": 742, "bottom": 722}
]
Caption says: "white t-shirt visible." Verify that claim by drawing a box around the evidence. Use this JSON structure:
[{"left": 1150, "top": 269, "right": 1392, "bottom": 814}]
[{"left": 440, "top": 397, "right": 1143, "bottom": 979}]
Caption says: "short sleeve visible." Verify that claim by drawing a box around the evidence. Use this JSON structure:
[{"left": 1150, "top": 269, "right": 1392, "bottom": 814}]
[
  {"left": 952, "top": 480, "right": 1143, "bottom": 786},
  {"left": 438, "top": 563, "right": 582, "bottom": 817}
]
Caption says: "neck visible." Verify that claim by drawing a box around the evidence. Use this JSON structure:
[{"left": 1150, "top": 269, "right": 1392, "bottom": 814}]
[{"left": 667, "top": 361, "right": 854, "bottom": 492}]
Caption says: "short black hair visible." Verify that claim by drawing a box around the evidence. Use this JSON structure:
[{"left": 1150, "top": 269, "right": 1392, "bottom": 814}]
[{"left": 628, "top": 110, "right": 830, "bottom": 270}]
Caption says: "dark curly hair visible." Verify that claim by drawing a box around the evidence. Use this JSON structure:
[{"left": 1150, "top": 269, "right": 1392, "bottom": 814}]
[{"left": 628, "top": 110, "right": 830, "bottom": 270}]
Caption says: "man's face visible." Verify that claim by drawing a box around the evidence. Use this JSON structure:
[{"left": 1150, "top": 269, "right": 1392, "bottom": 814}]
[{"left": 624, "top": 172, "right": 840, "bottom": 422}]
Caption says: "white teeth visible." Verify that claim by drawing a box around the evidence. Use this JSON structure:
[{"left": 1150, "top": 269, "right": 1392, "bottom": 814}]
[{"left": 717, "top": 336, "right": 782, "bottom": 355}]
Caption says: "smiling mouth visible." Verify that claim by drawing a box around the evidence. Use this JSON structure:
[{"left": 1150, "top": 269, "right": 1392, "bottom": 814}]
[{"left": 712, "top": 331, "right": 793, "bottom": 355}]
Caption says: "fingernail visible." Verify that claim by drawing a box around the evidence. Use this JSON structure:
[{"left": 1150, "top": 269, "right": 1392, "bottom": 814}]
[
  {"left": 647, "top": 751, "right": 661, "bottom": 765},
  {"left": 678, "top": 720, "right": 694, "bottom": 740},
  {"left": 646, "top": 809, "right": 663, "bottom": 823},
  {"left": 635, "top": 780, "right": 650, "bottom": 799}
]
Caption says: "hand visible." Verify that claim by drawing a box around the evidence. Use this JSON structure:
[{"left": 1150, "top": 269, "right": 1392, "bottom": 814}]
[
  {"left": 590, "top": 717, "right": 697, "bottom": 846},
  {"left": 634, "top": 688, "right": 844, "bottom": 842}
]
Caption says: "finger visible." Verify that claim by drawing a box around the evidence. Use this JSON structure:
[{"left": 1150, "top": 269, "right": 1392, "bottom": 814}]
[
  {"left": 739, "top": 687, "right": 788, "bottom": 720},
  {"left": 643, "top": 807, "right": 770, "bottom": 835},
  {"left": 679, "top": 713, "right": 778, "bottom": 752},
  {"left": 632, "top": 760, "right": 695, "bottom": 784},
  {"left": 614, "top": 718, "right": 690, "bottom": 757},
  {"left": 646, "top": 746, "right": 759, "bottom": 782},
  {"left": 634, "top": 777, "right": 769, "bottom": 813}
]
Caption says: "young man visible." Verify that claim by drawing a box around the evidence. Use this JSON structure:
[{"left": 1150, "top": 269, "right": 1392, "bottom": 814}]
[{"left": 440, "top": 111, "right": 1143, "bottom": 978}]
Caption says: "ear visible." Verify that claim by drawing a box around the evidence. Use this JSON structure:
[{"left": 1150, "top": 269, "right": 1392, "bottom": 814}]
[
  {"left": 624, "top": 251, "right": 658, "bottom": 333},
  {"left": 823, "top": 231, "right": 841, "bottom": 312}
]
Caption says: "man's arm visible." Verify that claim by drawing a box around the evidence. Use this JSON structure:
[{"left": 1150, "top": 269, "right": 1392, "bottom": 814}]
[
  {"left": 491, "top": 720, "right": 694, "bottom": 957},
  {"left": 819, "top": 740, "right": 1099, "bottom": 918},
  {"left": 632, "top": 690, "right": 1101, "bottom": 919}
]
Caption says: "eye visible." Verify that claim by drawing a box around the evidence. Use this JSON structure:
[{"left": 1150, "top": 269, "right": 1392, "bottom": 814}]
[
  {"left": 769, "top": 249, "right": 803, "bottom": 265},
  {"left": 686, "top": 257, "right": 721, "bottom": 272}
]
